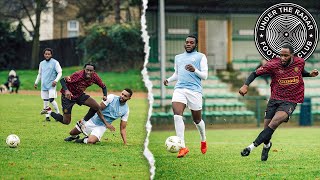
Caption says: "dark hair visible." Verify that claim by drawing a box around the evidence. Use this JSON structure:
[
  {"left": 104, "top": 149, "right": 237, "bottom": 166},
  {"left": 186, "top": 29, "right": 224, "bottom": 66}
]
[
  {"left": 83, "top": 62, "right": 96, "bottom": 70},
  {"left": 124, "top": 88, "right": 133, "bottom": 97},
  {"left": 43, "top": 48, "right": 53, "bottom": 54},
  {"left": 187, "top": 35, "right": 198, "bottom": 44},
  {"left": 281, "top": 44, "right": 294, "bottom": 54}
]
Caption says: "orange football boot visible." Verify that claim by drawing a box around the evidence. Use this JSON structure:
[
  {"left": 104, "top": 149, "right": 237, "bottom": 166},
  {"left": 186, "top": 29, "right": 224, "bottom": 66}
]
[
  {"left": 201, "top": 141, "right": 207, "bottom": 154},
  {"left": 177, "top": 147, "right": 189, "bottom": 158}
]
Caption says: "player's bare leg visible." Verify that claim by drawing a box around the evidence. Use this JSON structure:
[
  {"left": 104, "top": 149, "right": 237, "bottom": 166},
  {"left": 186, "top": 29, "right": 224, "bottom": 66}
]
[
  {"left": 87, "top": 135, "right": 99, "bottom": 144},
  {"left": 191, "top": 110, "right": 207, "bottom": 154},
  {"left": 62, "top": 114, "right": 72, "bottom": 124},
  {"left": 241, "top": 111, "right": 288, "bottom": 159},
  {"left": 83, "top": 97, "right": 106, "bottom": 125},
  {"left": 75, "top": 135, "right": 99, "bottom": 144},
  {"left": 260, "top": 111, "right": 287, "bottom": 160},
  {"left": 172, "top": 102, "right": 189, "bottom": 158},
  {"left": 41, "top": 107, "right": 72, "bottom": 125}
]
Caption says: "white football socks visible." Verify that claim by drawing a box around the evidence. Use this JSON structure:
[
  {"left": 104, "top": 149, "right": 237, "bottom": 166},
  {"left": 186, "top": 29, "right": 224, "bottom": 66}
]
[
  {"left": 264, "top": 142, "right": 271, "bottom": 148},
  {"left": 43, "top": 100, "right": 50, "bottom": 118},
  {"left": 248, "top": 143, "right": 256, "bottom": 151},
  {"left": 83, "top": 137, "right": 88, "bottom": 144},
  {"left": 51, "top": 100, "right": 60, "bottom": 113},
  {"left": 174, "top": 115, "right": 185, "bottom": 148},
  {"left": 195, "top": 119, "right": 206, "bottom": 142}
]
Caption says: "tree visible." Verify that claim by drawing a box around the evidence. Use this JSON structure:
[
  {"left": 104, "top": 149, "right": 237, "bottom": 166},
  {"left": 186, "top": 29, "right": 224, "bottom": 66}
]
[
  {"left": 75, "top": 0, "right": 114, "bottom": 25},
  {"left": 75, "top": 0, "right": 141, "bottom": 25},
  {"left": 0, "top": 0, "right": 50, "bottom": 69},
  {"left": 78, "top": 23, "right": 144, "bottom": 72},
  {"left": 0, "top": 21, "right": 27, "bottom": 70},
  {"left": 114, "top": 0, "right": 121, "bottom": 24}
]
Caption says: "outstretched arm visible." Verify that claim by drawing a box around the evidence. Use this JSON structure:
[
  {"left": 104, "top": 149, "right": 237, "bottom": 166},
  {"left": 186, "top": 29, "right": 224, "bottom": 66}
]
[
  {"left": 34, "top": 64, "right": 41, "bottom": 89},
  {"left": 53, "top": 62, "right": 62, "bottom": 87},
  {"left": 52, "top": 72, "right": 62, "bottom": 87},
  {"left": 194, "top": 55, "right": 208, "bottom": 80},
  {"left": 92, "top": 73, "right": 108, "bottom": 100},
  {"left": 97, "top": 95, "right": 115, "bottom": 131},
  {"left": 185, "top": 55, "right": 208, "bottom": 80},
  {"left": 102, "top": 86, "right": 108, "bottom": 101},
  {"left": 120, "top": 108, "right": 129, "bottom": 145},
  {"left": 302, "top": 69, "right": 319, "bottom": 77},
  {"left": 164, "top": 61, "right": 178, "bottom": 86},
  {"left": 60, "top": 78, "right": 73, "bottom": 100},
  {"left": 120, "top": 120, "right": 127, "bottom": 145},
  {"left": 239, "top": 71, "right": 259, "bottom": 96}
]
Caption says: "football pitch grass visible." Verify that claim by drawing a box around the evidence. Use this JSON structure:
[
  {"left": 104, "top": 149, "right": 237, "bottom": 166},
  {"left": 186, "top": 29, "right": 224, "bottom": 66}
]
[
  {"left": 0, "top": 93, "right": 150, "bottom": 179},
  {"left": 2, "top": 94, "right": 320, "bottom": 180},
  {"left": 149, "top": 127, "right": 320, "bottom": 179}
]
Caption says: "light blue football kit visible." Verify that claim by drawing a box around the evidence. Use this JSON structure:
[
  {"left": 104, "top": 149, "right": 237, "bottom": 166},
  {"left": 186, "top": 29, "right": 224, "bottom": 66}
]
[
  {"left": 174, "top": 51, "right": 207, "bottom": 93},
  {"left": 166, "top": 49, "right": 208, "bottom": 150},
  {"left": 35, "top": 58, "right": 62, "bottom": 118},
  {"left": 38, "top": 58, "right": 62, "bottom": 90},
  {"left": 91, "top": 94, "right": 129, "bottom": 126},
  {"left": 81, "top": 94, "right": 129, "bottom": 141}
]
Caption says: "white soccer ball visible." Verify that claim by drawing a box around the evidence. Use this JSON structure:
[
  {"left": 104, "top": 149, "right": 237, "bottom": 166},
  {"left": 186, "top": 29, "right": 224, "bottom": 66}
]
[
  {"left": 165, "top": 136, "right": 182, "bottom": 153},
  {"left": 6, "top": 134, "right": 20, "bottom": 148}
]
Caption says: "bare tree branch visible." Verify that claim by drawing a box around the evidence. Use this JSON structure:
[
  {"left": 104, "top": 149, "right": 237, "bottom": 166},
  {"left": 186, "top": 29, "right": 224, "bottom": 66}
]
[
  {"left": 18, "top": 19, "right": 32, "bottom": 35},
  {"left": 19, "top": 0, "right": 35, "bottom": 29}
]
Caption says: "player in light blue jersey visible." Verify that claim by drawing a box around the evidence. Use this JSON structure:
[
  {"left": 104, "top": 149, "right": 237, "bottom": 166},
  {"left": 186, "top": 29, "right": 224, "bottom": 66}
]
[
  {"left": 64, "top": 88, "right": 132, "bottom": 145},
  {"left": 34, "top": 48, "right": 62, "bottom": 121},
  {"left": 164, "top": 35, "right": 208, "bottom": 158}
]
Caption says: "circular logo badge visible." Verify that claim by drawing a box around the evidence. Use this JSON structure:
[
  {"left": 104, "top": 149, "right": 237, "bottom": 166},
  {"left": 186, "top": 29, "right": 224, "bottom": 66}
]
[{"left": 255, "top": 3, "right": 318, "bottom": 60}]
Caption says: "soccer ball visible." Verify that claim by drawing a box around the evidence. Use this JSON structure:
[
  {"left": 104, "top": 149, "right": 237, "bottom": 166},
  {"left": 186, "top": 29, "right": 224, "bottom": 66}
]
[
  {"left": 165, "top": 136, "right": 182, "bottom": 153},
  {"left": 6, "top": 134, "right": 20, "bottom": 148}
]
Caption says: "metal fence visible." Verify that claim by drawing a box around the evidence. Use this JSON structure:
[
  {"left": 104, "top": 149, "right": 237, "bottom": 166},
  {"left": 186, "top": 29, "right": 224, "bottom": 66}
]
[{"left": 2, "top": 37, "right": 82, "bottom": 70}]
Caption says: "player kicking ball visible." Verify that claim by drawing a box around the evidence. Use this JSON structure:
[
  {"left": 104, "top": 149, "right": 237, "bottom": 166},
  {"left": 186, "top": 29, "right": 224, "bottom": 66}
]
[
  {"left": 64, "top": 89, "right": 132, "bottom": 145},
  {"left": 239, "top": 44, "right": 318, "bottom": 161}
]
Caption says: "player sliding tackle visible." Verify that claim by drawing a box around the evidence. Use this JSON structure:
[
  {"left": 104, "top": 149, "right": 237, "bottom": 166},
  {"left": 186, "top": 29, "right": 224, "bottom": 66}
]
[
  {"left": 64, "top": 89, "right": 132, "bottom": 144},
  {"left": 41, "top": 63, "right": 115, "bottom": 132},
  {"left": 239, "top": 44, "right": 318, "bottom": 161}
]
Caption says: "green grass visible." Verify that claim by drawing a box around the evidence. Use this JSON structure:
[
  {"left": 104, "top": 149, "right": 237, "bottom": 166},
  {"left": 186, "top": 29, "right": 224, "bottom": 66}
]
[
  {"left": 149, "top": 127, "right": 320, "bottom": 179},
  {"left": 0, "top": 94, "right": 150, "bottom": 179},
  {"left": 0, "top": 67, "right": 146, "bottom": 91}
]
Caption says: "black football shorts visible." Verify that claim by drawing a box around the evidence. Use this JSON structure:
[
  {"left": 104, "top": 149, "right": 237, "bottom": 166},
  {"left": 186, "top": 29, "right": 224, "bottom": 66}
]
[{"left": 265, "top": 99, "right": 297, "bottom": 122}]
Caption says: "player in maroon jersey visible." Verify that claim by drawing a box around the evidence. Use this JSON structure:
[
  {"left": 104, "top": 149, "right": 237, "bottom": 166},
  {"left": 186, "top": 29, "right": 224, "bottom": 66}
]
[
  {"left": 239, "top": 44, "right": 318, "bottom": 161},
  {"left": 41, "top": 63, "right": 115, "bottom": 132}
]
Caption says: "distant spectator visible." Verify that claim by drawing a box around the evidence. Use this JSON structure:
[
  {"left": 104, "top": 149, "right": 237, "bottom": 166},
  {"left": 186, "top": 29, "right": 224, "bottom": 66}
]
[{"left": 4, "top": 70, "right": 20, "bottom": 93}]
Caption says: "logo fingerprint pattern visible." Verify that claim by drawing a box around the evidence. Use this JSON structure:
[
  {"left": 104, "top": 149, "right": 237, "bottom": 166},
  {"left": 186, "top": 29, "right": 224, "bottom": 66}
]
[{"left": 267, "top": 14, "right": 307, "bottom": 54}]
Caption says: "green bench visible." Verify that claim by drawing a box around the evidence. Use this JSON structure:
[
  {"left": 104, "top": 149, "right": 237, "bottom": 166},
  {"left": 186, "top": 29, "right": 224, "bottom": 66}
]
[
  {"left": 147, "top": 67, "right": 175, "bottom": 72},
  {"left": 153, "top": 102, "right": 245, "bottom": 111},
  {"left": 153, "top": 93, "right": 238, "bottom": 100},
  {"left": 203, "top": 93, "right": 237, "bottom": 99},
  {"left": 149, "top": 75, "right": 220, "bottom": 81},
  {"left": 151, "top": 110, "right": 255, "bottom": 124},
  {"left": 233, "top": 59, "right": 260, "bottom": 63},
  {"left": 152, "top": 84, "right": 228, "bottom": 89}
]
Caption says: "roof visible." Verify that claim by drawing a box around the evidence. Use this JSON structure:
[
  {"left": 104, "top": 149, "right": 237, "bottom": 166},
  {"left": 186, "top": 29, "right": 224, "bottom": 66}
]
[{"left": 146, "top": 0, "right": 320, "bottom": 14}]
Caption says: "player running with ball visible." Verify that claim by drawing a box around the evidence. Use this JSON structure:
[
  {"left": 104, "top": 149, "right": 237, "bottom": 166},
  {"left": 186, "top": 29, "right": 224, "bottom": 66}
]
[{"left": 164, "top": 35, "right": 208, "bottom": 158}]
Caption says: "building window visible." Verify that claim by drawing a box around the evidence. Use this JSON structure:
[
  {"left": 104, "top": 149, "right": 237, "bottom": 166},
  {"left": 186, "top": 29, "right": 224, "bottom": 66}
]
[{"left": 67, "top": 20, "right": 79, "bottom": 37}]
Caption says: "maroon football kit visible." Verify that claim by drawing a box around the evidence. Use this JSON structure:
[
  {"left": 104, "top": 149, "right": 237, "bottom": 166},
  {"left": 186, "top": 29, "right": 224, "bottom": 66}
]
[{"left": 256, "top": 56, "right": 305, "bottom": 103}]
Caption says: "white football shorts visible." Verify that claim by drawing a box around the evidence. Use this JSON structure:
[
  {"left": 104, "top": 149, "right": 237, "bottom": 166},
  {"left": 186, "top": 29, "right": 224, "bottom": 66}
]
[
  {"left": 75, "top": 119, "right": 107, "bottom": 141},
  {"left": 41, "top": 88, "right": 57, "bottom": 99},
  {"left": 172, "top": 88, "right": 202, "bottom": 110}
]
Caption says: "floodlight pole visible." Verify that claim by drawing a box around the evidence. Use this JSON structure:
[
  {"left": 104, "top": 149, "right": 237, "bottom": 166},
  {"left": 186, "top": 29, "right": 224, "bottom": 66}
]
[{"left": 159, "top": 0, "right": 166, "bottom": 106}]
